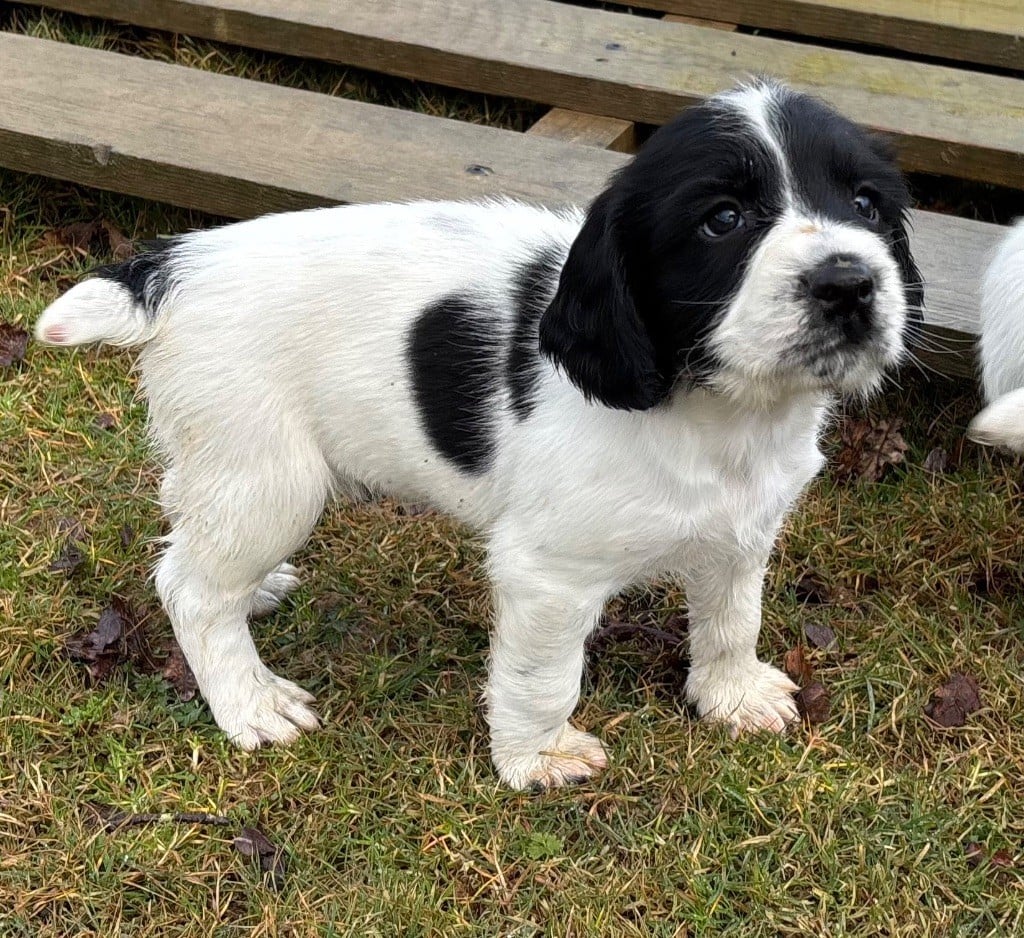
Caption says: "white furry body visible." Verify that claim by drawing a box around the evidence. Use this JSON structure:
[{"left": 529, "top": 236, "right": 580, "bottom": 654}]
[
  {"left": 969, "top": 220, "right": 1024, "bottom": 452},
  {"left": 36, "top": 82, "right": 913, "bottom": 790}
]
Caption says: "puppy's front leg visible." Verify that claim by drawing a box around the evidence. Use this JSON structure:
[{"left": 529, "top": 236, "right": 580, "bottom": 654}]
[
  {"left": 682, "top": 554, "right": 798, "bottom": 734},
  {"left": 485, "top": 546, "right": 610, "bottom": 791}
]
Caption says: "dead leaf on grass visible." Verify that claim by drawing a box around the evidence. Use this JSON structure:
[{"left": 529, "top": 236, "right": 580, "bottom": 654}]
[
  {"left": 804, "top": 622, "right": 837, "bottom": 651},
  {"left": 834, "top": 416, "right": 908, "bottom": 483},
  {"left": 785, "top": 646, "right": 831, "bottom": 723},
  {"left": 783, "top": 645, "right": 814, "bottom": 686},
  {"left": 43, "top": 218, "right": 133, "bottom": 259},
  {"left": 794, "top": 569, "right": 832, "bottom": 605},
  {"left": 965, "top": 842, "right": 1015, "bottom": 872},
  {"left": 37, "top": 218, "right": 135, "bottom": 266},
  {"left": 991, "top": 849, "right": 1014, "bottom": 869},
  {"left": 0, "top": 322, "right": 29, "bottom": 367},
  {"left": 100, "top": 219, "right": 134, "bottom": 260},
  {"left": 795, "top": 681, "right": 831, "bottom": 724},
  {"left": 793, "top": 568, "right": 861, "bottom": 609},
  {"left": 233, "top": 826, "right": 287, "bottom": 889},
  {"left": 49, "top": 540, "right": 85, "bottom": 575},
  {"left": 52, "top": 220, "right": 103, "bottom": 252},
  {"left": 64, "top": 595, "right": 198, "bottom": 699},
  {"left": 50, "top": 517, "right": 87, "bottom": 574},
  {"left": 65, "top": 601, "right": 129, "bottom": 683},
  {"left": 924, "top": 672, "right": 982, "bottom": 727},
  {"left": 161, "top": 640, "right": 198, "bottom": 702}
]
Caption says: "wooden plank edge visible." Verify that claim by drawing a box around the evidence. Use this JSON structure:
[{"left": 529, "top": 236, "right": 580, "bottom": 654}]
[
  {"left": 619, "top": 0, "right": 1024, "bottom": 71},
  {"left": 527, "top": 109, "right": 637, "bottom": 152}
]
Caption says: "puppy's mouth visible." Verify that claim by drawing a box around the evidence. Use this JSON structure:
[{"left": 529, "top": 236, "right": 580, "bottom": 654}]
[
  {"left": 791, "top": 256, "right": 905, "bottom": 392},
  {"left": 785, "top": 324, "right": 903, "bottom": 392}
]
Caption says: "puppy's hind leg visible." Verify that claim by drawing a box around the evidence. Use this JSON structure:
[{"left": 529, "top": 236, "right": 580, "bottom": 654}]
[
  {"left": 161, "top": 468, "right": 299, "bottom": 619},
  {"left": 484, "top": 538, "right": 611, "bottom": 791},
  {"left": 155, "top": 441, "right": 330, "bottom": 750},
  {"left": 250, "top": 563, "right": 302, "bottom": 618}
]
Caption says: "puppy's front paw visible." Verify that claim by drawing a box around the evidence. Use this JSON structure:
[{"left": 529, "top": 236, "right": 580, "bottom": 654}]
[
  {"left": 492, "top": 723, "right": 609, "bottom": 791},
  {"left": 686, "top": 660, "right": 799, "bottom": 735},
  {"left": 209, "top": 670, "right": 320, "bottom": 749}
]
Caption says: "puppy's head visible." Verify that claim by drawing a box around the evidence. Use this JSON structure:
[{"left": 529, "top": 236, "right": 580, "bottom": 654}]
[{"left": 540, "top": 79, "right": 922, "bottom": 409}]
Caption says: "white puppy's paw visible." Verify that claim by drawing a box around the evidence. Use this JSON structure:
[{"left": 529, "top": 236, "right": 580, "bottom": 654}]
[
  {"left": 209, "top": 670, "right": 320, "bottom": 749},
  {"left": 686, "top": 660, "right": 799, "bottom": 735},
  {"left": 492, "top": 723, "right": 609, "bottom": 791},
  {"left": 250, "top": 563, "right": 301, "bottom": 618},
  {"left": 967, "top": 388, "right": 1024, "bottom": 454}
]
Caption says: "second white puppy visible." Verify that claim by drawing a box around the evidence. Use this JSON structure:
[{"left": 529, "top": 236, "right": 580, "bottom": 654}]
[
  {"left": 36, "top": 80, "right": 921, "bottom": 790},
  {"left": 968, "top": 219, "right": 1024, "bottom": 452}
]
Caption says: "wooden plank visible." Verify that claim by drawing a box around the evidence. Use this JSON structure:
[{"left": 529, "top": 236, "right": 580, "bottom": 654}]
[
  {"left": 527, "top": 109, "right": 637, "bottom": 152},
  {"left": 525, "top": 15, "right": 732, "bottom": 153},
  {"left": 909, "top": 213, "right": 992, "bottom": 380},
  {"left": 0, "top": 32, "right": 624, "bottom": 218},
  {"left": 0, "top": 34, "right": 993, "bottom": 376},
  {"left": 618, "top": 0, "right": 1024, "bottom": 71},
  {"left": 19, "top": 0, "right": 1024, "bottom": 187}
]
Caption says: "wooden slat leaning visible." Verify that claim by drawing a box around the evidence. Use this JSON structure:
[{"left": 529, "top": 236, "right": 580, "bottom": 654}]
[
  {"left": 17, "top": 0, "right": 1024, "bottom": 188},
  {"left": 619, "top": 0, "right": 1024, "bottom": 72},
  {"left": 0, "top": 33, "right": 992, "bottom": 378}
]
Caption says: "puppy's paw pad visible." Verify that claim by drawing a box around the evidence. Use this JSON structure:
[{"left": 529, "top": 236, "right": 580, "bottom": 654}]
[
  {"left": 250, "top": 563, "right": 301, "bottom": 618},
  {"left": 688, "top": 661, "right": 799, "bottom": 735},
  {"left": 496, "top": 725, "right": 608, "bottom": 791},
  {"left": 213, "top": 673, "right": 319, "bottom": 750}
]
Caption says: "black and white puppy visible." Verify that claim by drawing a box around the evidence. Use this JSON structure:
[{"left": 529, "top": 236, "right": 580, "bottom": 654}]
[{"left": 36, "top": 80, "right": 922, "bottom": 790}]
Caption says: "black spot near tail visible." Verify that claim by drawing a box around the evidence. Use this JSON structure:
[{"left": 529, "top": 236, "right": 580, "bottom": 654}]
[
  {"left": 93, "top": 238, "right": 179, "bottom": 316},
  {"left": 507, "top": 246, "right": 563, "bottom": 420},
  {"left": 408, "top": 295, "right": 502, "bottom": 474}
]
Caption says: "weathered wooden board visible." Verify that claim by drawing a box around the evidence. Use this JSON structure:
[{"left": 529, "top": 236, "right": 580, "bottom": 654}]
[
  {"left": 527, "top": 110, "right": 637, "bottom": 152},
  {"left": 0, "top": 32, "right": 625, "bottom": 217},
  {"left": 526, "top": 15, "right": 734, "bottom": 154},
  {"left": 19, "top": 0, "right": 1024, "bottom": 187},
  {"left": 0, "top": 34, "right": 994, "bottom": 375},
  {"left": 622, "top": 0, "right": 1024, "bottom": 71}
]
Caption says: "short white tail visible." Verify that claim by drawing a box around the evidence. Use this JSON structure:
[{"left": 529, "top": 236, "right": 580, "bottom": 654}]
[{"left": 35, "top": 277, "right": 160, "bottom": 348}]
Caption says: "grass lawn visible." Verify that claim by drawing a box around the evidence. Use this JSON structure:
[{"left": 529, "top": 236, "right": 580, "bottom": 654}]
[{"left": 1, "top": 6, "right": 1023, "bottom": 937}]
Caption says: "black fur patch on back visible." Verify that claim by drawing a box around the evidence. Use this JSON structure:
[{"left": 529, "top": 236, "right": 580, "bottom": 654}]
[
  {"left": 408, "top": 295, "right": 502, "bottom": 474},
  {"left": 93, "top": 238, "right": 178, "bottom": 316},
  {"left": 507, "top": 246, "right": 562, "bottom": 420}
]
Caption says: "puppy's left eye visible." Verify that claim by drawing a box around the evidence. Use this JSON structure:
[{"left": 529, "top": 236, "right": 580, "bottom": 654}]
[
  {"left": 701, "top": 204, "right": 745, "bottom": 238},
  {"left": 853, "top": 189, "right": 879, "bottom": 223}
]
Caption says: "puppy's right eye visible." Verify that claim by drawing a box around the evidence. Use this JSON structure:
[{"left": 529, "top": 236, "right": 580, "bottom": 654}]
[{"left": 701, "top": 204, "right": 745, "bottom": 238}]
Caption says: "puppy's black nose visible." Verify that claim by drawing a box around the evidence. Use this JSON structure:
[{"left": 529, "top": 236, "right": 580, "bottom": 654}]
[{"left": 807, "top": 255, "right": 875, "bottom": 320}]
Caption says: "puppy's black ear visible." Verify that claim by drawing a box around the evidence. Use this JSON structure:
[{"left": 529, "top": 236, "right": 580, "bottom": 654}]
[
  {"left": 891, "top": 212, "right": 924, "bottom": 322},
  {"left": 539, "top": 192, "right": 665, "bottom": 410}
]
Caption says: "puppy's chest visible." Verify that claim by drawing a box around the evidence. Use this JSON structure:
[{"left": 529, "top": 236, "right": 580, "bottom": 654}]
[{"left": 619, "top": 431, "right": 823, "bottom": 561}]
